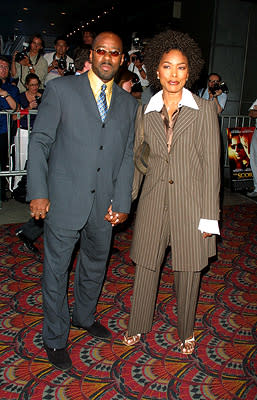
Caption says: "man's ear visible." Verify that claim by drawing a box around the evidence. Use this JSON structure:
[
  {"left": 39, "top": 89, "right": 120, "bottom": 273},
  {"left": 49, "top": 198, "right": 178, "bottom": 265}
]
[
  {"left": 120, "top": 54, "right": 124, "bottom": 66},
  {"left": 89, "top": 50, "right": 93, "bottom": 63}
]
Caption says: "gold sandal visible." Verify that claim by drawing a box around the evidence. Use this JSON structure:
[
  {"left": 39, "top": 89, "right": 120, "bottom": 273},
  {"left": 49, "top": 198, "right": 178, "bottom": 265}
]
[
  {"left": 122, "top": 332, "right": 141, "bottom": 346},
  {"left": 180, "top": 335, "right": 195, "bottom": 355}
]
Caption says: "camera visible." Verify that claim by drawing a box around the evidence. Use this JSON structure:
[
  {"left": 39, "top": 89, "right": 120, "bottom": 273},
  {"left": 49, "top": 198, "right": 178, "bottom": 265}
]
[
  {"left": 15, "top": 42, "right": 29, "bottom": 63},
  {"left": 35, "top": 95, "right": 41, "bottom": 106},
  {"left": 64, "top": 63, "right": 76, "bottom": 76},
  {"left": 209, "top": 81, "right": 229, "bottom": 95},
  {"left": 131, "top": 52, "right": 144, "bottom": 64},
  {"left": 57, "top": 57, "right": 67, "bottom": 70}
]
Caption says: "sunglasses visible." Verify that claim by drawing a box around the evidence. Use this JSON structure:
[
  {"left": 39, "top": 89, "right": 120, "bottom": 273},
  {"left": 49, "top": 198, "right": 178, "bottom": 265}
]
[{"left": 93, "top": 48, "right": 121, "bottom": 57}]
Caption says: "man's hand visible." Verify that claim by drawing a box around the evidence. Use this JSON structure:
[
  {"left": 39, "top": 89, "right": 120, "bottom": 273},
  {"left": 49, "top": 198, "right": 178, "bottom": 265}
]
[
  {"left": 30, "top": 198, "right": 50, "bottom": 220},
  {"left": 104, "top": 205, "right": 128, "bottom": 226},
  {"left": 57, "top": 68, "right": 65, "bottom": 76}
]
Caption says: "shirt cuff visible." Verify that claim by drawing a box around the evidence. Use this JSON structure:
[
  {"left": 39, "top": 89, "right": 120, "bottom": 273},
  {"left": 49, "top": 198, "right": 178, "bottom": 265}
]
[{"left": 198, "top": 219, "right": 220, "bottom": 235}]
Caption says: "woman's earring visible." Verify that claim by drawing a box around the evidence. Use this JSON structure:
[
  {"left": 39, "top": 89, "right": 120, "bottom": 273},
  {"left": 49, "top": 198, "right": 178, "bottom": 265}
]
[{"left": 157, "top": 73, "right": 160, "bottom": 80}]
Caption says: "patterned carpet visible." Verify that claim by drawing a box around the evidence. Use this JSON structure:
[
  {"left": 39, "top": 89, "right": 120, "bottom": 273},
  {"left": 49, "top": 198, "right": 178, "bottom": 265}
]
[{"left": 0, "top": 204, "right": 257, "bottom": 400}]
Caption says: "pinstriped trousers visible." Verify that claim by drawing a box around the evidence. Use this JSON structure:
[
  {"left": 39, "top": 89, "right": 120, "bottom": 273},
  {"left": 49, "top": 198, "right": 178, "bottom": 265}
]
[{"left": 127, "top": 196, "right": 201, "bottom": 343}]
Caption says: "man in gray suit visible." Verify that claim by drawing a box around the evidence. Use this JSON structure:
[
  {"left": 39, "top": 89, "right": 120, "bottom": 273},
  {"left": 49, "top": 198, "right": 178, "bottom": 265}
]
[{"left": 27, "top": 32, "right": 138, "bottom": 370}]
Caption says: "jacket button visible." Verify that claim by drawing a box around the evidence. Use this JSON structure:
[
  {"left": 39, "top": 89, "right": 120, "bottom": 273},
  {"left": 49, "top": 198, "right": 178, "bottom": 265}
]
[
  {"left": 91, "top": 189, "right": 95, "bottom": 193},
  {"left": 169, "top": 179, "right": 174, "bottom": 184}
]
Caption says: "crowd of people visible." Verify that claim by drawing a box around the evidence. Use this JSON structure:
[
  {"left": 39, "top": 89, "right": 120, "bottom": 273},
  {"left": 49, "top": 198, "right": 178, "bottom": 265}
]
[{"left": 0, "top": 27, "right": 256, "bottom": 371}]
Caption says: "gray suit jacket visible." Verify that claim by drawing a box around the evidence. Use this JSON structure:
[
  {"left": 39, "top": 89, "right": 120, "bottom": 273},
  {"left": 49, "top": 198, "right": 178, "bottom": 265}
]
[
  {"left": 27, "top": 73, "right": 138, "bottom": 229},
  {"left": 130, "top": 95, "right": 221, "bottom": 271}
]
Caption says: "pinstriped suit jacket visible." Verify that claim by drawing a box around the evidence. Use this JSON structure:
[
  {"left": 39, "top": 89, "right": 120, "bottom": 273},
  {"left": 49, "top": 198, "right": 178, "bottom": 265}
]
[{"left": 130, "top": 94, "right": 221, "bottom": 271}]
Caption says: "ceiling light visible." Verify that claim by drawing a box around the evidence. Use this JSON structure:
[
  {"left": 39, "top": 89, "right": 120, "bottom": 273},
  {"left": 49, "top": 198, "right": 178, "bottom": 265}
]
[
  {"left": 23, "top": 7, "right": 29, "bottom": 11},
  {"left": 61, "top": 12, "right": 66, "bottom": 15},
  {"left": 17, "top": 19, "right": 23, "bottom": 22},
  {"left": 50, "top": 22, "right": 55, "bottom": 26}
]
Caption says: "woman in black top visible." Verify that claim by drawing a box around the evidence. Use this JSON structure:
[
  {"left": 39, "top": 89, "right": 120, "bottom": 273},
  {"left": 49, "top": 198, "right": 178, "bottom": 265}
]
[{"left": 17, "top": 73, "right": 42, "bottom": 129}]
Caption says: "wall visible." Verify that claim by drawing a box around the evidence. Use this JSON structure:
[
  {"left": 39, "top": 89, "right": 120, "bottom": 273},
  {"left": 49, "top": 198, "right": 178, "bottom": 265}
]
[{"left": 209, "top": 0, "right": 257, "bottom": 115}]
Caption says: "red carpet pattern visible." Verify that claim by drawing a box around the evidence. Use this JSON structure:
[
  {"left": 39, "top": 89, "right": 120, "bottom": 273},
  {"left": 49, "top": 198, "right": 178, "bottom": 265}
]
[{"left": 0, "top": 204, "right": 257, "bottom": 399}]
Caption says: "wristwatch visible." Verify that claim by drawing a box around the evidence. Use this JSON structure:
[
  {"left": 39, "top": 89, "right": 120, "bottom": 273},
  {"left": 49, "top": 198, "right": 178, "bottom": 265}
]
[
  {"left": 1, "top": 93, "right": 10, "bottom": 99},
  {"left": 28, "top": 65, "right": 33, "bottom": 70}
]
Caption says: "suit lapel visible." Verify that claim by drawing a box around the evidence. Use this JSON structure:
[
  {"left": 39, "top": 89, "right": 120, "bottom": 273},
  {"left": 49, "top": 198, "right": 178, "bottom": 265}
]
[
  {"left": 105, "top": 83, "right": 120, "bottom": 123},
  {"left": 79, "top": 73, "right": 101, "bottom": 120},
  {"left": 172, "top": 105, "right": 198, "bottom": 147},
  {"left": 147, "top": 112, "right": 168, "bottom": 154}
]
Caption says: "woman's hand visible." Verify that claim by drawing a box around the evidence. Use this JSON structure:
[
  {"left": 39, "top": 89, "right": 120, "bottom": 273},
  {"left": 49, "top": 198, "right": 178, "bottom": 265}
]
[
  {"left": 19, "top": 55, "right": 30, "bottom": 67},
  {"left": 29, "top": 99, "right": 38, "bottom": 109},
  {"left": 202, "top": 232, "right": 212, "bottom": 239}
]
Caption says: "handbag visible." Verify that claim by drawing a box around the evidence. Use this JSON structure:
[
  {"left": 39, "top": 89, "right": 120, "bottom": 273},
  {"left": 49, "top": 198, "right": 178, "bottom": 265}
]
[{"left": 134, "top": 104, "right": 150, "bottom": 175}]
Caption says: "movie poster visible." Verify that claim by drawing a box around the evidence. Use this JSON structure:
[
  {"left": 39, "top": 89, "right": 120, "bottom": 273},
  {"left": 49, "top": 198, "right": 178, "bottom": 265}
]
[{"left": 227, "top": 127, "right": 255, "bottom": 192}]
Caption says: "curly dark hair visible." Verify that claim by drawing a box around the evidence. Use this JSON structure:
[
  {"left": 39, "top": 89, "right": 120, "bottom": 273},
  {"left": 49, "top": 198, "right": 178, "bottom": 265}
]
[{"left": 144, "top": 30, "right": 204, "bottom": 90}]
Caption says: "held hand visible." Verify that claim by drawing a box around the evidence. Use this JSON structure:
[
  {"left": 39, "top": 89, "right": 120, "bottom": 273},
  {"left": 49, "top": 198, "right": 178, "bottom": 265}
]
[
  {"left": 57, "top": 68, "right": 65, "bottom": 76},
  {"left": 19, "top": 55, "right": 30, "bottom": 67},
  {"left": 134, "top": 60, "right": 143, "bottom": 69},
  {"left": 214, "top": 89, "right": 222, "bottom": 97},
  {"left": 30, "top": 198, "right": 50, "bottom": 220},
  {"left": 104, "top": 204, "right": 128, "bottom": 226},
  {"left": 202, "top": 232, "right": 212, "bottom": 239},
  {"left": 29, "top": 100, "right": 37, "bottom": 109}
]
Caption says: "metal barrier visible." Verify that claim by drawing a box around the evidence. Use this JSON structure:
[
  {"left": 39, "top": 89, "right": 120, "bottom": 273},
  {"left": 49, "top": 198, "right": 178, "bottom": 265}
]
[
  {"left": 220, "top": 114, "right": 256, "bottom": 166},
  {"left": 0, "top": 110, "right": 37, "bottom": 207},
  {"left": 0, "top": 110, "right": 255, "bottom": 206},
  {"left": 0, "top": 109, "right": 37, "bottom": 177}
]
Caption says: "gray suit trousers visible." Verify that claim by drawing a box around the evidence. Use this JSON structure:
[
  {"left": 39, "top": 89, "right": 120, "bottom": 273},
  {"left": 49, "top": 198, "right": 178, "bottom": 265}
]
[{"left": 42, "top": 199, "right": 112, "bottom": 349}]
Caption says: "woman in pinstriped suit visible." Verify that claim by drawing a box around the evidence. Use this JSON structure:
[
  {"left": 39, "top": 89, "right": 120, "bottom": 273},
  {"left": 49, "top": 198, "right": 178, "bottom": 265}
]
[{"left": 123, "top": 30, "right": 221, "bottom": 354}]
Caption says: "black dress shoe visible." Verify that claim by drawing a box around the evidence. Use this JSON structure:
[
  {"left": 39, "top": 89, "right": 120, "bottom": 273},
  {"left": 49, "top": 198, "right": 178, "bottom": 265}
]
[
  {"left": 72, "top": 320, "right": 111, "bottom": 339},
  {"left": 44, "top": 343, "right": 72, "bottom": 371},
  {"left": 16, "top": 231, "right": 40, "bottom": 255}
]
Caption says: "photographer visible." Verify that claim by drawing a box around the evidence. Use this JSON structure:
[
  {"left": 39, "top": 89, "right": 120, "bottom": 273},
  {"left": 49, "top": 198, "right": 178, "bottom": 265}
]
[
  {"left": 128, "top": 50, "right": 149, "bottom": 90},
  {"left": 12, "top": 73, "right": 42, "bottom": 201},
  {"left": 0, "top": 56, "right": 19, "bottom": 201},
  {"left": 13, "top": 73, "right": 41, "bottom": 130},
  {"left": 198, "top": 72, "right": 227, "bottom": 114},
  {"left": 44, "top": 36, "right": 74, "bottom": 84},
  {"left": 11, "top": 34, "right": 48, "bottom": 93}
]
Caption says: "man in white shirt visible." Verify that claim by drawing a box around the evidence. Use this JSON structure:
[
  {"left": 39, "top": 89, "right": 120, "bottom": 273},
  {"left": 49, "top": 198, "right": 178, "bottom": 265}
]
[
  {"left": 44, "top": 36, "right": 74, "bottom": 84},
  {"left": 128, "top": 50, "right": 149, "bottom": 89},
  {"left": 198, "top": 72, "right": 227, "bottom": 114}
]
